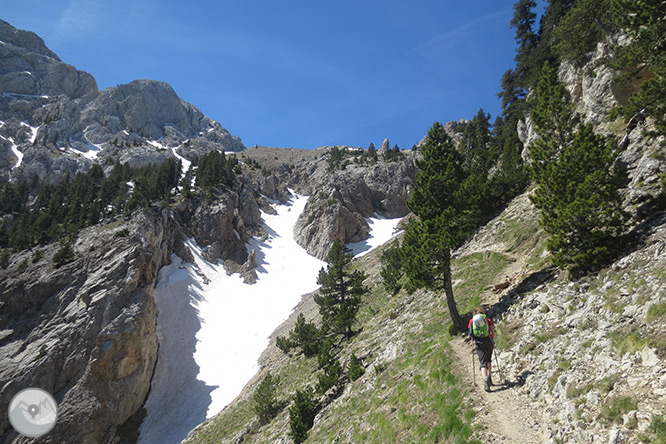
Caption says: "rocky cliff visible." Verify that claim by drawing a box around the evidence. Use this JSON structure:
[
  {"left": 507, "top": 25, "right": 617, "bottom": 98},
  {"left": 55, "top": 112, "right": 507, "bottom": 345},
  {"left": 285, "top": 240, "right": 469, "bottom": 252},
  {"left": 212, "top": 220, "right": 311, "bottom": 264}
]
[
  {"left": 0, "top": 209, "right": 181, "bottom": 443},
  {"left": 239, "top": 146, "right": 415, "bottom": 259},
  {"left": 0, "top": 19, "right": 244, "bottom": 186}
]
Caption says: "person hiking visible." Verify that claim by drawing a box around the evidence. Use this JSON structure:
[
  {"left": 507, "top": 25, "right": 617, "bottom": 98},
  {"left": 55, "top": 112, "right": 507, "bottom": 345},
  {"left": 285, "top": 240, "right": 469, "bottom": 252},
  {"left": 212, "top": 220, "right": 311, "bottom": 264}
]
[{"left": 468, "top": 307, "right": 495, "bottom": 392}]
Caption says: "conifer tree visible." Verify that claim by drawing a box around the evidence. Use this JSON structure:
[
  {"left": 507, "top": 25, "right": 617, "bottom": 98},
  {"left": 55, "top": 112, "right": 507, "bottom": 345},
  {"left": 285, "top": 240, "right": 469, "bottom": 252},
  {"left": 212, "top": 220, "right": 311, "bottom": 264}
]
[
  {"left": 380, "top": 242, "right": 403, "bottom": 295},
  {"left": 511, "top": 0, "right": 539, "bottom": 87},
  {"left": 314, "top": 240, "right": 367, "bottom": 339},
  {"left": 402, "top": 122, "right": 468, "bottom": 331},
  {"left": 253, "top": 371, "right": 281, "bottom": 425},
  {"left": 529, "top": 63, "right": 628, "bottom": 273},
  {"left": 613, "top": 0, "right": 666, "bottom": 138},
  {"left": 288, "top": 387, "right": 319, "bottom": 444}
]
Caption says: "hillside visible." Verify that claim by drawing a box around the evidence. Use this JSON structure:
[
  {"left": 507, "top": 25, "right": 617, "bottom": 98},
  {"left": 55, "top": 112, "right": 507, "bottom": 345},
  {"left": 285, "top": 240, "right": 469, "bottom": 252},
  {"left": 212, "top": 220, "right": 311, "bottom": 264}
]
[{"left": 183, "top": 185, "right": 665, "bottom": 444}]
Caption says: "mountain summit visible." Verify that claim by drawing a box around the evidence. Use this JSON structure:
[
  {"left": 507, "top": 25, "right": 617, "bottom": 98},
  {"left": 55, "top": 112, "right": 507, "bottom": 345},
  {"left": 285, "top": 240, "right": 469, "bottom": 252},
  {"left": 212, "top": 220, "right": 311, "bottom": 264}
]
[{"left": 0, "top": 19, "right": 244, "bottom": 186}]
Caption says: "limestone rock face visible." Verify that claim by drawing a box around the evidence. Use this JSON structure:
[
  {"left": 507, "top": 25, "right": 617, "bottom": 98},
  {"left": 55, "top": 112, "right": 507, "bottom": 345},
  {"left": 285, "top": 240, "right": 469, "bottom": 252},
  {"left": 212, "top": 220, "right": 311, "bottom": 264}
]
[
  {"left": 0, "top": 209, "right": 183, "bottom": 444},
  {"left": 240, "top": 146, "right": 416, "bottom": 260},
  {"left": 0, "top": 20, "right": 244, "bottom": 186},
  {"left": 0, "top": 20, "right": 98, "bottom": 100}
]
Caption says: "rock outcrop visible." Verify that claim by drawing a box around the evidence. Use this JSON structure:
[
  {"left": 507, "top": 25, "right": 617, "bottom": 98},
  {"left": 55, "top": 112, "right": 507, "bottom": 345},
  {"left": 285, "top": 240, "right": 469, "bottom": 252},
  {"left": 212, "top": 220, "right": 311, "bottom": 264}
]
[
  {"left": 0, "top": 209, "right": 184, "bottom": 444},
  {"left": 0, "top": 20, "right": 98, "bottom": 100},
  {"left": 240, "top": 146, "right": 416, "bottom": 260}
]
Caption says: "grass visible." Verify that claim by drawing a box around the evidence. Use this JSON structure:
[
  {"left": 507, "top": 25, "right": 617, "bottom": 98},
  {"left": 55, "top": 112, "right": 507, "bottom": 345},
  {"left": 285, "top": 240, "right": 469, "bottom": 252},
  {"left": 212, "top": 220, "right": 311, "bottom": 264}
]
[
  {"left": 308, "top": 298, "right": 480, "bottom": 444},
  {"left": 649, "top": 415, "right": 666, "bottom": 444},
  {"left": 609, "top": 330, "right": 650, "bottom": 356},
  {"left": 452, "top": 251, "right": 512, "bottom": 313},
  {"left": 494, "top": 321, "right": 520, "bottom": 350},
  {"left": 600, "top": 396, "right": 637, "bottom": 424},
  {"left": 647, "top": 303, "right": 666, "bottom": 323},
  {"left": 534, "top": 326, "right": 567, "bottom": 344}
]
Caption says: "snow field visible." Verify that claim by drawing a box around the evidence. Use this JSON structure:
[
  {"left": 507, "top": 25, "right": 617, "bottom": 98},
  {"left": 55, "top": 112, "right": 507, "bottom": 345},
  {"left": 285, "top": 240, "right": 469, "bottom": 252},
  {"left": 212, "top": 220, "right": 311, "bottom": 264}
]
[{"left": 138, "top": 192, "right": 401, "bottom": 443}]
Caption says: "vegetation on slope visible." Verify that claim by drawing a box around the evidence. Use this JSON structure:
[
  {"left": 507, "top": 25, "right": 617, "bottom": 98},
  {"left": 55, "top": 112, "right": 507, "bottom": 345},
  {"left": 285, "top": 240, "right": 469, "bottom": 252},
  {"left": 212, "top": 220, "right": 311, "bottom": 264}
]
[{"left": 185, "top": 0, "right": 666, "bottom": 442}]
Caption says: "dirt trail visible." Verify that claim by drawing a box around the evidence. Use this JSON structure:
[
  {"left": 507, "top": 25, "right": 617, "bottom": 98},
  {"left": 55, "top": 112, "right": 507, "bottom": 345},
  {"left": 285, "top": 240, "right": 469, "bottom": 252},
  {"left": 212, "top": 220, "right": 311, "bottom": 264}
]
[
  {"left": 449, "top": 336, "right": 546, "bottom": 443},
  {"left": 450, "top": 246, "right": 548, "bottom": 443}
]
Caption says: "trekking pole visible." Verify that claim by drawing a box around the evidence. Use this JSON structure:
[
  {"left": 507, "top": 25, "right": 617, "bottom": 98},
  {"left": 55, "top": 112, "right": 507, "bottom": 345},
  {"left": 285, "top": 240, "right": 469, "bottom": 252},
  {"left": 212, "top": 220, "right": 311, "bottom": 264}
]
[
  {"left": 491, "top": 339, "right": 505, "bottom": 384},
  {"left": 471, "top": 348, "right": 476, "bottom": 386}
]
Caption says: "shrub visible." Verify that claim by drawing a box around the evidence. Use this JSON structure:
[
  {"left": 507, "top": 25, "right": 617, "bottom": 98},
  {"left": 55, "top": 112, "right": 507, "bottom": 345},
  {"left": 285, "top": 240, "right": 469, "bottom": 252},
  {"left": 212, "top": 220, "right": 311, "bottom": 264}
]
[
  {"left": 289, "top": 387, "right": 319, "bottom": 444},
  {"left": 113, "top": 228, "right": 130, "bottom": 238},
  {"left": 53, "top": 241, "right": 75, "bottom": 268},
  {"left": 252, "top": 371, "right": 281, "bottom": 425},
  {"left": 348, "top": 353, "right": 365, "bottom": 381}
]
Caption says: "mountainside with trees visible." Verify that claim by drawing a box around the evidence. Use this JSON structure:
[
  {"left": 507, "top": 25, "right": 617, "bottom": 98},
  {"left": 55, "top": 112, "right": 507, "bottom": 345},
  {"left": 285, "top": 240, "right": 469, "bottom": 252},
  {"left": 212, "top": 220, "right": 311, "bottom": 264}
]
[
  {"left": 184, "top": 1, "right": 666, "bottom": 443},
  {"left": 1, "top": 0, "right": 665, "bottom": 443}
]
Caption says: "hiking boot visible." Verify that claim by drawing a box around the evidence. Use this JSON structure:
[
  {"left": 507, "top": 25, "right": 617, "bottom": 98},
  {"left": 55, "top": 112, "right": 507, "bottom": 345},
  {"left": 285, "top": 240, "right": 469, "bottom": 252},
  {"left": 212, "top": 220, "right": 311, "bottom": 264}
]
[
  {"left": 488, "top": 375, "right": 493, "bottom": 386},
  {"left": 484, "top": 378, "right": 490, "bottom": 392}
]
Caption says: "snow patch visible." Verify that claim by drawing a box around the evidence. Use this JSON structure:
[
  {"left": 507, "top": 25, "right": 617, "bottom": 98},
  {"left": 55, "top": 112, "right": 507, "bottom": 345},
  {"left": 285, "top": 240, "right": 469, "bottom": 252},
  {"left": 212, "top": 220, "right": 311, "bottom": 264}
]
[
  {"left": 148, "top": 139, "right": 192, "bottom": 181},
  {"left": 139, "top": 192, "right": 325, "bottom": 444},
  {"left": 0, "top": 124, "right": 24, "bottom": 170},
  {"left": 10, "top": 142, "right": 23, "bottom": 170},
  {"left": 349, "top": 215, "right": 403, "bottom": 257},
  {"left": 20, "top": 122, "right": 39, "bottom": 144},
  {"left": 2, "top": 92, "right": 49, "bottom": 100}
]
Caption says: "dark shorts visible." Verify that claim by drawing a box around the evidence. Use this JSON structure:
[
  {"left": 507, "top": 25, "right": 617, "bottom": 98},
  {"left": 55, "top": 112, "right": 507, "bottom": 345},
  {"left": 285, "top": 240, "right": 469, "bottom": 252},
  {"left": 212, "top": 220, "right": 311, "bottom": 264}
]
[{"left": 474, "top": 338, "right": 494, "bottom": 369}]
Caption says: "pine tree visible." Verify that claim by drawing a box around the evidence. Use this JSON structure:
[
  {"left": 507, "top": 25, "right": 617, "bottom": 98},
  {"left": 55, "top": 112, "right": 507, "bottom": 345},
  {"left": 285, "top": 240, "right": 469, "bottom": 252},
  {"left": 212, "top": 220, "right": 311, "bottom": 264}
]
[
  {"left": 402, "top": 122, "right": 469, "bottom": 331},
  {"left": 380, "top": 242, "right": 403, "bottom": 295},
  {"left": 529, "top": 63, "right": 628, "bottom": 273},
  {"left": 276, "top": 313, "right": 321, "bottom": 357},
  {"left": 288, "top": 387, "right": 319, "bottom": 444},
  {"left": 511, "top": 0, "right": 539, "bottom": 87},
  {"left": 253, "top": 371, "right": 281, "bottom": 425},
  {"left": 314, "top": 240, "right": 367, "bottom": 339},
  {"left": 554, "top": 0, "right": 615, "bottom": 64},
  {"left": 613, "top": 0, "right": 666, "bottom": 138}
]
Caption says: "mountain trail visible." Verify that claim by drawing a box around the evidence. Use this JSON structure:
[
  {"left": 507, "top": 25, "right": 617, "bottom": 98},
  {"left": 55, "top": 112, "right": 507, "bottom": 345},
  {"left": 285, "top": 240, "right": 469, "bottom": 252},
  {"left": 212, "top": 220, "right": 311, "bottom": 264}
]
[{"left": 449, "top": 336, "right": 547, "bottom": 443}]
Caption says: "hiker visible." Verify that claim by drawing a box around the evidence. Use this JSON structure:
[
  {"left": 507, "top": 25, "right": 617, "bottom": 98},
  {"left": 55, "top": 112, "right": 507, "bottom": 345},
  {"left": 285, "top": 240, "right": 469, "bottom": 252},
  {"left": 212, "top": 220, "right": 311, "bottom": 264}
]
[{"left": 469, "top": 307, "right": 496, "bottom": 392}]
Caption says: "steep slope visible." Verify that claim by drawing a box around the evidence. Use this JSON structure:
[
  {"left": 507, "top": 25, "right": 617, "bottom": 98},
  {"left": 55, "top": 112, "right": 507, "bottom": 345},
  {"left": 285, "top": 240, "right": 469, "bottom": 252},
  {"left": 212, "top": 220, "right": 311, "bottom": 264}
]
[{"left": 183, "top": 183, "right": 665, "bottom": 444}]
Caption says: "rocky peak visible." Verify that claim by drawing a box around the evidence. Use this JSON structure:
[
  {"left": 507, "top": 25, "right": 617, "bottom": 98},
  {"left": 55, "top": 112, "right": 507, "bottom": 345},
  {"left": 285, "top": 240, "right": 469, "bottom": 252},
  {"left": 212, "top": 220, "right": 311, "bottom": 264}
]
[
  {"left": 378, "top": 138, "right": 390, "bottom": 154},
  {"left": 0, "top": 20, "right": 98, "bottom": 101},
  {"left": 0, "top": 20, "right": 244, "bottom": 185},
  {"left": 0, "top": 19, "right": 59, "bottom": 60}
]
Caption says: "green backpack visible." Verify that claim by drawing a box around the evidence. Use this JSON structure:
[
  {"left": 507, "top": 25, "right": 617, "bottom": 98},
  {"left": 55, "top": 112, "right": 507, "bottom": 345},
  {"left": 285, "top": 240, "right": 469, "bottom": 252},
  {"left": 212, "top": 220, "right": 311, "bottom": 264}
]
[{"left": 472, "top": 314, "right": 489, "bottom": 338}]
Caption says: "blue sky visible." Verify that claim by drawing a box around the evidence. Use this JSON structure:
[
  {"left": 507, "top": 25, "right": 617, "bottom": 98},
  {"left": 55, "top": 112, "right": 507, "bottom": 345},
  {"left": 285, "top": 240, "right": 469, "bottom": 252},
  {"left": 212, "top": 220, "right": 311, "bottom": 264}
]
[{"left": 3, "top": 1, "right": 521, "bottom": 150}]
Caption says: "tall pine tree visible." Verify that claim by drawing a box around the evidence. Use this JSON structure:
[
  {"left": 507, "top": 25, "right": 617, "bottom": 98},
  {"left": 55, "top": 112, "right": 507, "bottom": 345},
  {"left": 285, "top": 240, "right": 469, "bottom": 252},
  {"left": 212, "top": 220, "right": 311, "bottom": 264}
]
[
  {"left": 314, "top": 240, "right": 368, "bottom": 339},
  {"left": 529, "top": 63, "right": 628, "bottom": 273},
  {"left": 401, "top": 122, "right": 470, "bottom": 331}
]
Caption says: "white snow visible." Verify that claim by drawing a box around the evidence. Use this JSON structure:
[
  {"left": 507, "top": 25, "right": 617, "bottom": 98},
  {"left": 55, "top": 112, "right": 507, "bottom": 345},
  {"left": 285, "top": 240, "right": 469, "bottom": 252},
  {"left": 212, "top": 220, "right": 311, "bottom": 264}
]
[
  {"left": 148, "top": 139, "right": 192, "bottom": 182},
  {"left": 349, "top": 215, "right": 403, "bottom": 258},
  {"left": 10, "top": 142, "right": 23, "bottom": 170},
  {"left": 0, "top": 122, "right": 24, "bottom": 170},
  {"left": 2, "top": 92, "right": 49, "bottom": 100},
  {"left": 20, "top": 122, "right": 39, "bottom": 144},
  {"left": 138, "top": 193, "right": 403, "bottom": 444},
  {"left": 82, "top": 135, "right": 102, "bottom": 160}
]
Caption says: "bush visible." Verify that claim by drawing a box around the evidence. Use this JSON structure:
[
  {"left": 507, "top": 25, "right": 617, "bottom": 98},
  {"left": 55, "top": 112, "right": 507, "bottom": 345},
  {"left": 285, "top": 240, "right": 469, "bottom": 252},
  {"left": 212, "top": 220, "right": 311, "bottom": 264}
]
[
  {"left": 347, "top": 353, "right": 365, "bottom": 381},
  {"left": 289, "top": 387, "right": 319, "bottom": 444},
  {"left": 113, "top": 228, "right": 130, "bottom": 238},
  {"left": 316, "top": 359, "right": 342, "bottom": 395},
  {"left": 53, "top": 241, "right": 75, "bottom": 268},
  {"left": 0, "top": 249, "right": 9, "bottom": 269},
  {"left": 252, "top": 371, "right": 281, "bottom": 425}
]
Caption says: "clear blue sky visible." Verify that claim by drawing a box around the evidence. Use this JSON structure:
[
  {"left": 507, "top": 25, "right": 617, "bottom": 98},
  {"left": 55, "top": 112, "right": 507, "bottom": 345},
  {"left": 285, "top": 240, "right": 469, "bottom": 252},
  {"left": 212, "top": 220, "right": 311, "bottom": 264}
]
[{"left": 3, "top": 1, "right": 522, "bottom": 150}]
